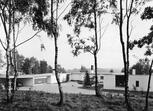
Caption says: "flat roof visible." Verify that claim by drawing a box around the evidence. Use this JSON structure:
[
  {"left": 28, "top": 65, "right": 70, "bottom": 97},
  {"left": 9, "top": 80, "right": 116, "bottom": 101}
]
[
  {"left": 0, "top": 73, "right": 52, "bottom": 79},
  {"left": 0, "top": 73, "right": 70, "bottom": 79}
]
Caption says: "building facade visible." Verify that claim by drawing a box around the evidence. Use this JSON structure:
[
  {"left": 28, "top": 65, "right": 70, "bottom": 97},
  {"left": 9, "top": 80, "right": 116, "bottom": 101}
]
[{"left": 0, "top": 73, "right": 70, "bottom": 87}]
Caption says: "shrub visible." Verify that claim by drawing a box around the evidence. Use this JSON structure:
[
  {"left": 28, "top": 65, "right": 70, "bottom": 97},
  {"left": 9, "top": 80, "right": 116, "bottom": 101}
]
[{"left": 83, "top": 71, "right": 91, "bottom": 87}]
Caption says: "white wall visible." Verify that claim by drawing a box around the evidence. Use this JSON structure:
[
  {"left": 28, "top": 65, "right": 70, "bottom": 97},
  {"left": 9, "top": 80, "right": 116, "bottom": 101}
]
[
  {"left": 70, "top": 73, "right": 85, "bottom": 81},
  {"left": 129, "top": 75, "right": 153, "bottom": 92},
  {"left": 103, "top": 75, "right": 116, "bottom": 90},
  {"left": 50, "top": 73, "right": 69, "bottom": 83},
  {"left": 51, "top": 74, "right": 57, "bottom": 83},
  {"left": 102, "top": 74, "right": 153, "bottom": 92},
  {"left": 59, "top": 73, "right": 67, "bottom": 82}
]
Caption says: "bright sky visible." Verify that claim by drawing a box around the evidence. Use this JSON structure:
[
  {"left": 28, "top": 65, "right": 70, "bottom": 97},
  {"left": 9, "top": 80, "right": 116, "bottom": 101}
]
[{"left": 0, "top": 1, "right": 153, "bottom": 70}]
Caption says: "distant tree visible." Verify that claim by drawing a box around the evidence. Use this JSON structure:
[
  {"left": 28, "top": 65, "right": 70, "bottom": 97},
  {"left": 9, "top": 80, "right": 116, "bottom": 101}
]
[
  {"left": 47, "top": 65, "right": 53, "bottom": 73},
  {"left": 57, "top": 64, "right": 66, "bottom": 73},
  {"left": 30, "top": 57, "right": 40, "bottom": 74},
  {"left": 129, "top": 58, "right": 150, "bottom": 75},
  {"left": 83, "top": 71, "right": 91, "bottom": 87},
  {"left": 40, "top": 60, "right": 47, "bottom": 74},
  {"left": 80, "top": 66, "right": 88, "bottom": 72},
  {"left": 16, "top": 52, "right": 25, "bottom": 73},
  {"left": 22, "top": 58, "right": 31, "bottom": 74},
  {"left": 110, "top": 69, "right": 114, "bottom": 73}
]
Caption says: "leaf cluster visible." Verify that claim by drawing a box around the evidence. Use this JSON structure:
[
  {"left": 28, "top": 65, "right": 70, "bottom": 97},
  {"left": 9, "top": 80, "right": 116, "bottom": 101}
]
[
  {"left": 130, "top": 6, "right": 153, "bottom": 56},
  {"left": 0, "top": 0, "right": 58, "bottom": 37},
  {"left": 64, "top": 0, "right": 110, "bottom": 56},
  {"left": 67, "top": 34, "right": 95, "bottom": 56},
  {"left": 64, "top": 0, "right": 109, "bottom": 35}
]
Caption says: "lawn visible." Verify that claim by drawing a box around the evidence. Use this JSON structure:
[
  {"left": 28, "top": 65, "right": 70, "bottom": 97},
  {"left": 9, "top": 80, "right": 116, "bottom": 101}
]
[{"left": 0, "top": 90, "right": 153, "bottom": 111}]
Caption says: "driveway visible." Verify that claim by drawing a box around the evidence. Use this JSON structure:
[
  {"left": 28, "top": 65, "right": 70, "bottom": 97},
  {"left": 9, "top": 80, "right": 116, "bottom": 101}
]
[{"left": 19, "top": 81, "right": 95, "bottom": 95}]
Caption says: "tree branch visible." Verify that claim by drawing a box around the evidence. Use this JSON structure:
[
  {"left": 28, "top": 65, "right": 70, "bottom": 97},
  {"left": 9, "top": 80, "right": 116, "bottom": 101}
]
[
  {"left": 98, "top": 23, "right": 109, "bottom": 52},
  {"left": 11, "top": 30, "right": 42, "bottom": 51},
  {"left": 57, "top": 2, "right": 71, "bottom": 20},
  {"left": 0, "top": 39, "right": 6, "bottom": 50}
]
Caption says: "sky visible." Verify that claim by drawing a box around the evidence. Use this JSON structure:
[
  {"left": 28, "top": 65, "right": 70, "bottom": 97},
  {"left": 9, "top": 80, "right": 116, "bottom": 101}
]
[{"left": 0, "top": 1, "right": 153, "bottom": 71}]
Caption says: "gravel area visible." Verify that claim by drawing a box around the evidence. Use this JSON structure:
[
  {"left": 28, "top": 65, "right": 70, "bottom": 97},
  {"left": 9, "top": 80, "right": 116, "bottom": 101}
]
[{"left": 19, "top": 81, "right": 95, "bottom": 95}]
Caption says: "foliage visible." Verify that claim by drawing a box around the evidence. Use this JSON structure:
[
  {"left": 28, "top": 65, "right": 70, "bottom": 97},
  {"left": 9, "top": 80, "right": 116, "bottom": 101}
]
[
  {"left": 111, "top": 0, "right": 146, "bottom": 111},
  {"left": 110, "top": 69, "right": 114, "bottom": 73},
  {"left": 30, "top": 57, "right": 40, "bottom": 74},
  {"left": 0, "top": 0, "right": 54, "bottom": 103},
  {"left": 130, "top": 6, "right": 153, "bottom": 55},
  {"left": 16, "top": 52, "right": 25, "bottom": 73},
  {"left": 64, "top": 0, "right": 110, "bottom": 97},
  {"left": 21, "top": 58, "right": 31, "bottom": 74},
  {"left": 80, "top": 65, "right": 88, "bottom": 72},
  {"left": 47, "top": 65, "right": 53, "bottom": 73},
  {"left": 129, "top": 58, "right": 150, "bottom": 75},
  {"left": 57, "top": 64, "right": 66, "bottom": 73},
  {"left": 130, "top": 4, "right": 153, "bottom": 111},
  {"left": 14, "top": 52, "right": 53, "bottom": 74},
  {"left": 83, "top": 71, "right": 91, "bottom": 87},
  {"left": 40, "top": 60, "right": 47, "bottom": 73},
  {"left": 64, "top": 0, "right": 109, "bottom": 56}
]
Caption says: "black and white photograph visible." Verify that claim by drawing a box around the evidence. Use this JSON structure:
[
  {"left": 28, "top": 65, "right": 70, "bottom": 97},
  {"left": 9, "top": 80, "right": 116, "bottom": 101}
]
[{"left": 0, "top": 0, "right": 153, "bottom": 111}]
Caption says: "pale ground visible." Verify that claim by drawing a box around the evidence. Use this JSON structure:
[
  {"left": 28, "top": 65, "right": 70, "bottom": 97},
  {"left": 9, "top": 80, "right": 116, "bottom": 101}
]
[{"left": 19, "top": 82, "right": 95, "bottom": 95}]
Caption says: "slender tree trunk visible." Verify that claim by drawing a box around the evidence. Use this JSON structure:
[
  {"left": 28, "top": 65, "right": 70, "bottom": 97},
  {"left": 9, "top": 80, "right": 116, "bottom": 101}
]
[
  {"left": 6, "top": 0, "right": 12, "bottom": 103},
  {"left": 125, "top": 0, "right": 134, "bottom": 110},
  {"left": 119, "top": 0, "right": 133, "bottom": 111},
  {"left": 51, "top": 0, "right": 64, "bottom": 105},
  {"left": 93, "top": 0, "right": 99, "bottom": 96},
  {"left": 54, "top": 36, "right": 63, "bottom": 105},
  {"left": 94, "top": 53, "right": 99, "bottom": 96},
  {"left": 6, "top": 50, "right": 11, "bottom": 103},
  {"left": 144, "top": 59, "right": 153, "bottom": 111},
  {"left": 10, "top": 0, "right": 18, "bottom": 101}
]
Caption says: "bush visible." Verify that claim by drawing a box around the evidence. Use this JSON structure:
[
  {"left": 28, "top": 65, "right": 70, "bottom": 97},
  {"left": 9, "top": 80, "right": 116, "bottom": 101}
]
[{"left": 83, "top": 71, "right": 91, "bottom": 87}]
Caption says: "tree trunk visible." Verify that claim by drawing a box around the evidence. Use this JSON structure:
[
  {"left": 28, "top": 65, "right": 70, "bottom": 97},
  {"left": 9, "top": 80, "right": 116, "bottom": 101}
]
[
  {"left": 94, "top": 53, "right": 99, "bottom": 96},
  {"left": 93, "top": 0, "right": 100, "bottom": 97},
  {"left": 54, "top": 36, "right": 64, "bottom": 105},
  {"left": 51, "top": 0, "right": 64, "bottom": 105},
  {"left": 11, "top": 0, "right": 18, "bottom": 101},
  {"left": 144, "top": 59, "right": 153, "bottom": 111},
  {"left": 6, "top": 50, "right": 11, "bottom": 103},
  {"left": 5, "top": 0, "right": 12, "bottom": 103},
  {"left": 119, "top": 0, "right": 133, "bottom": 111}
]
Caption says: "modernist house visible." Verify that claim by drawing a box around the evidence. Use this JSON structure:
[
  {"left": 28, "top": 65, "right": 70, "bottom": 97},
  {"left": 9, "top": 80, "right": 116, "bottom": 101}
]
[
  {"left": 70, "top": 71, "right": 153, "bottom": 92},
  {"left": 0, "top": 73, "right": 70, "bottom": 87},
  {"left": 101, "top": 73, "right": 153, "bottom": 92}
]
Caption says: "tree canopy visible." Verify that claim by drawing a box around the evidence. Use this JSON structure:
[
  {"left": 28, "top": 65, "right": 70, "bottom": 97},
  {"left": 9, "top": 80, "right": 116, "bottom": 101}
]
[{"left": 130, "top": 58, "right": 150, "bottom": 75}]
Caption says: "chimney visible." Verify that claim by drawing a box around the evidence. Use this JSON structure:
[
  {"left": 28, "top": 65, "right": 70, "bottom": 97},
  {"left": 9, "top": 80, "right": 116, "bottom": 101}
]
[
  {"left": 90, "top": 65, "right": 94, "bottom": 74},
  {"left": 132, "top": 69, "right": 136, "bottom": 75}
]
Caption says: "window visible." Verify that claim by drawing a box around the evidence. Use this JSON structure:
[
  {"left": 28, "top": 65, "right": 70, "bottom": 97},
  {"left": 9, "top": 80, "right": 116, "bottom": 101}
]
[
  {"left": 136, "top": 81, "right": 139, "bottom": 87},
  {"left": 115, "top": 75, "right": 125, "bottom": 87},
  {"left": 100, "top": 76, "right": 104, "bottom": 79}
]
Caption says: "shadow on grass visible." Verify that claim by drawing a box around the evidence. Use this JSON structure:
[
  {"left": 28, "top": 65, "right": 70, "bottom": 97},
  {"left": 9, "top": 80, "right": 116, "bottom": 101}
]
[{"left": 77, "top": 86, "right": 95, "bottom": 90}]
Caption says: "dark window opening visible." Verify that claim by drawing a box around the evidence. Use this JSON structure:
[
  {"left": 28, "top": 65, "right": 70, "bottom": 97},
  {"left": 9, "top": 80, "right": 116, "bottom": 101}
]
[
  {"left": 100, "top": 76, "right": 104, "bottom": 79},
  {"left": 115, "top": 75, "right": 125, "bottom": 87},
  {"left": 136, "top": 81, "right": 139, "bottom": 87}
]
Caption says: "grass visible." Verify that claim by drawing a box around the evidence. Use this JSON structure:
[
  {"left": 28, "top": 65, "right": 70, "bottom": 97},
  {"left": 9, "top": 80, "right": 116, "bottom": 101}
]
[{"left": 0, "top": 90, "right": 153, "bottom": 111}]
